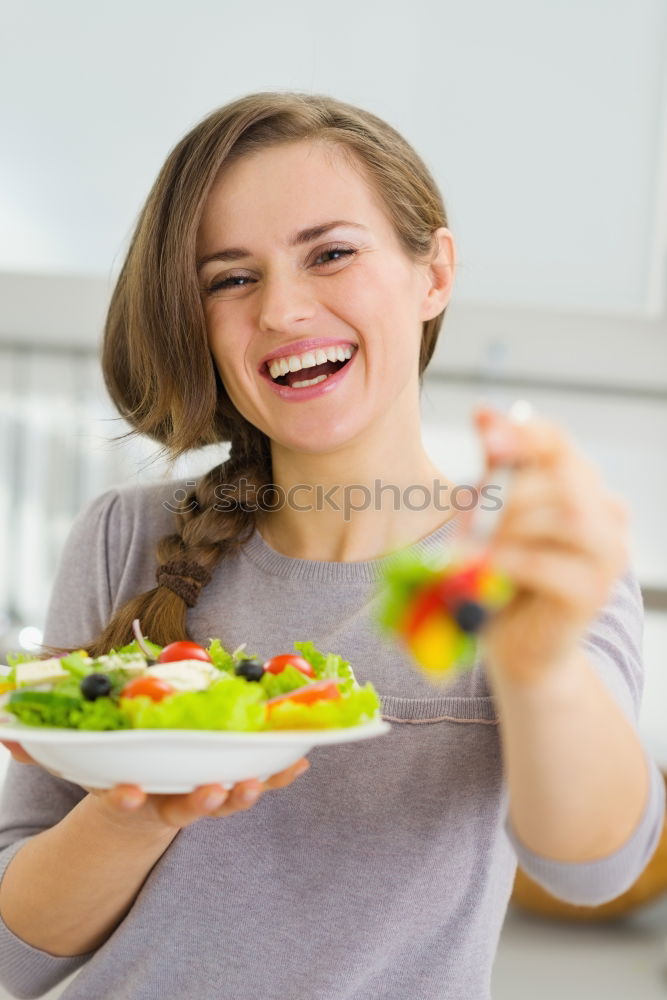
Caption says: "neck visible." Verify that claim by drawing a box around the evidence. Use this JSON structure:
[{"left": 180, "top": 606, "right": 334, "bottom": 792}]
[{"left": 257, "top": 403, "right": 458, "bottom": 562}]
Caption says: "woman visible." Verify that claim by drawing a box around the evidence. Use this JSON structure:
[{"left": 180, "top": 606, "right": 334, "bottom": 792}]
[{"left": 0, "top": 91, "right": 664, "bottom": 1000}]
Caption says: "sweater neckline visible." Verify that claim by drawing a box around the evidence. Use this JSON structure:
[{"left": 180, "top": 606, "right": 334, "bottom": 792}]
[{"left": 240, "top": 514, "right": 463, "bottom": 583}]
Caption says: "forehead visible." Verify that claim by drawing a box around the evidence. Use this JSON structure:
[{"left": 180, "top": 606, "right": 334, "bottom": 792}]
[{"left": 197, "top": 140, "right": 395, "bottom": 249}]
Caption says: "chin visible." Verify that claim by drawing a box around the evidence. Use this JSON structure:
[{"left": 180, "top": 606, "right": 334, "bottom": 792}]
[{"left": 275, "top": 418, "right": 364, "bottom": 456}]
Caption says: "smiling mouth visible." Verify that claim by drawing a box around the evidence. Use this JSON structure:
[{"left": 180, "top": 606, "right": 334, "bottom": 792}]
[{"left": 263, "top": 348, "right": 356, "bottom": 389}]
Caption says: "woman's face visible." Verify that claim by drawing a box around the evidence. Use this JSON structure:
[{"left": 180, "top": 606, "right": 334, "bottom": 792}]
[{"left": 197, "top": 140, "right": 454, "bottom": 455}]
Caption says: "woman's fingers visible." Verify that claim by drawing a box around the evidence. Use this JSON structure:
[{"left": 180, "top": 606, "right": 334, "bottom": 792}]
[
  {"left": 491, "top": 491, "right": 627, "bottom": 565},
  {"left": 470, "top": 406, "right": 628, "bottom": 567},
  {"left": 474, "top": 427, "right": 629, "bottom": 572},
  {"left": 263, "top": 757, "right": 310, "bottom": 790},
  {"left": 489, "top": 540, "right": 619, "bottom": 612},
  {"left": 208, "top": 758, "right": 310, "bottom": 817},
  {"left": 155, "top": 784, "right": 232, "bottom": 827},
  {"left": 87, "top": 758, "right": 311, "bottom": 829},
  {"left": 0, "top": 740, "right": 37, "bottom": 765},
  {"left": 207, "top": 779, "right": 263, "bottom": 818},
  {"left": 87, "top": 782, "right": 228, "bottom": 830},
  {"left": 474, "top": 405, "right": 588, "bottom": 471}
]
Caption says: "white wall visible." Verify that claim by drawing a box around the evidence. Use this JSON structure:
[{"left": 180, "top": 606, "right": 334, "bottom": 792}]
[{"left": 1, "top": 0, "right": 666, "bottom": 314}]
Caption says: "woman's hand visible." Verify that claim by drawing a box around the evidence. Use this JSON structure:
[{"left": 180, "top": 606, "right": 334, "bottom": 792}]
[
  {"left": 472, "top": 405, "right": 630, "bottom": 686},
  {"left": 0, "top": 740, "right": 310, "bottom": 832}
]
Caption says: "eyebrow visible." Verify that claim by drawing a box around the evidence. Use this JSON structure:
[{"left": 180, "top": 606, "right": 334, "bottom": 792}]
[{"left": 196, "top": 220, "right": 369, "bottom": 271}]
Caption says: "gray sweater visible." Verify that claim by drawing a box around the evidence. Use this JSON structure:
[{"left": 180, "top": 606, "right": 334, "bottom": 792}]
[{"left": 0, "top": 478, "right": 664, "bottom": 1000}]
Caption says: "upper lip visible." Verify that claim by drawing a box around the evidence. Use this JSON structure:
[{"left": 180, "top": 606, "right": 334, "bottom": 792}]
[{"left": 258, "top": 338, "right": 357, "bottom": 372}]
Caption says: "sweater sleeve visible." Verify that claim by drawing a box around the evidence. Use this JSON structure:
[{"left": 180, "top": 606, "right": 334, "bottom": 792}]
[
  {"left": 0, "top": 487, "right": 123, "bottom": 998},
  {"left": 503, "top": 565, "right": 667, "bottom": 906}
]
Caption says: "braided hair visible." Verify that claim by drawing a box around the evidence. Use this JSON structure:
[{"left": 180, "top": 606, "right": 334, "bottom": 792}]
[{"left": 47, "top": 90, "right": 450, "bottom": 657}]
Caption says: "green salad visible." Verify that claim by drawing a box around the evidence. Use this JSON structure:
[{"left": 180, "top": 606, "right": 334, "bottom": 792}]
[{"left": 0, "top": 635, "right": 381, "bottom": 732}]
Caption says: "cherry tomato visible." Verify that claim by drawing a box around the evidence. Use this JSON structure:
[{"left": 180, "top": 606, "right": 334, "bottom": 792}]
[
  {"left": 120, "top": 676, "right": 176, "bottom": 702},
  {"left": 262, "top": 654, "right": 315, "bottom": 678},
  {"left": 434, "top": 560, "right": 487, "bottom": 607},
  {"left": 266, "top": 679, "right": 342, "bottom": 713},
  {"left": 157, "top": 640, "right": 212, "bottom": 664}
]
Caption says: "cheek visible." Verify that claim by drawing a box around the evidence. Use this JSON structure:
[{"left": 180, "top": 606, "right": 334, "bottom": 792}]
[
  {"left": 205, "top": 311, "right": 245, "bottom": 380},
  {"left": 207, "top": 337, "right": 229, "bottom": 382},
  {"left": 211, "top": 357, "right": 259, "bottom": 427},
  {"left": 356, "top": 256, "right": 420, "bottom": 322},
  {"left": 207, "top": 341, "right": 248, "bottom": 415},
  {"left": 337, "top": 263, "right": 408, "bottom": 335}
]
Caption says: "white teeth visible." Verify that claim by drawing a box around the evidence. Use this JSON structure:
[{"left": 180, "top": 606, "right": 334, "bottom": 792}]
[
  {"left": 267, "top": 344, "right": 356, "bottom": 381},
  {"left": 291, "top": 374, "right": 329, "bottom": 388},
  {"left": 268, "top": 358, "right": 291, "bottom": 379}
]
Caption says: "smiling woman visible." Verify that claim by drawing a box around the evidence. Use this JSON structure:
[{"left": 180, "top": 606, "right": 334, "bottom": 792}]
[
  {"left": 0, "top": 91, "right": 663, "bottom": 1000},
  {"left": 97, "top": 94, "right": 457, "bottom": 579}
]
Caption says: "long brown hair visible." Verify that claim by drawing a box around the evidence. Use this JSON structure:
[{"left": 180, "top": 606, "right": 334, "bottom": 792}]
[{"left": 49, "top": 90, "right": 450, "bottom": 657}]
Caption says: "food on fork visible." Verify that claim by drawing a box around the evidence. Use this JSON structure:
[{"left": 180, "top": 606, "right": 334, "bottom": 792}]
[{"left": 375, "top": 548, "right": 514, "bottom": 682}]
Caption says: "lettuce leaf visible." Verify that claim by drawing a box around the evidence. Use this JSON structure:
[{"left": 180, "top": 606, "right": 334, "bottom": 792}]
[
  {"left": 206, "top": 638, "right": 263, "bottom": 675},
  {"left": 259, "top": 665, "right": 315, "bottom": 699},
  {"left": 60, "top": 651, "right": 94, "bottom": 679},
  {"left": 206, "top": 638, "right": 236, "bottom": 673},
  {"left": 75, "top": 698, "right": 132, "bottom": 730},
  {"left": 263, "top": 683, "right": 381, "bottom": 730},
  {"left": 7, "top": 691, "right": 130, "bottom": 730},
  {"left": 292, "top": 641, "right": 355, "bottom": 693},
  {"left": 119, "top": 676, "right": 267, "bottom": 731}
]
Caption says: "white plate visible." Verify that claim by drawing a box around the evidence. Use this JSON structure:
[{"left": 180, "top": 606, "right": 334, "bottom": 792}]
[{"left": 0, "top": 718, "right": 391, "bottom": 793}]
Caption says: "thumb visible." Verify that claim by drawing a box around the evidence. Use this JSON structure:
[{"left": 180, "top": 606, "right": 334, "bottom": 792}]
[
  {"left": 86, "top": 784, "right": 147, "bottom": 811},
  {"left": 473, "top": 406, "right": 519, "bottom": 470}
]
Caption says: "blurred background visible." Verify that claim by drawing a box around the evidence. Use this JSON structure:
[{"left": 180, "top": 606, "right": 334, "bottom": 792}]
[{"left": 1, "top": 0, "right": 667, "bottom": 996}]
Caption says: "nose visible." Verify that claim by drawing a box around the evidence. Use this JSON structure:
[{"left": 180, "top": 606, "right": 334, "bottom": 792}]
[{"left": 257, "top": 267, "right": 317, "bottom": 334}]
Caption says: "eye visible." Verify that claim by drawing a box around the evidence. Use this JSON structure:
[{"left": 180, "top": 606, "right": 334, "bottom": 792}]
[
  {"left": 202, "top": 244, "right": 358, "bottom": 296},
  {"left": 311, "top": 245, "right": 358, "bottom": 266},
  {"left": 204, "top": 273, "right": 255, "bottom": 294}
]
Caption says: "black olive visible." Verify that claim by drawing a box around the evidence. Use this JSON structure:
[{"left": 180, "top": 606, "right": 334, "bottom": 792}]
[
  {"left": 234, "top": 657, "right": 265, "bottom": 682},
  {"left": 454, "top": 600, "right": 488, "bottom": 634},
  {"left": 81, "top": 673, "right": 113, "bottom": 701}
]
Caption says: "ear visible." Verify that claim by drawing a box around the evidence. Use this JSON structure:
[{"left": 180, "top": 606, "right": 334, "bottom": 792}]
[{"left": 419, "top": 227, "right": 456, "bottom": 321}]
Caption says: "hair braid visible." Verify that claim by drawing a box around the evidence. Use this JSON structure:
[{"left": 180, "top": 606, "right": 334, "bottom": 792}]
[{"left": 44, "top": 424, "right": 272, "bottom": 658}]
